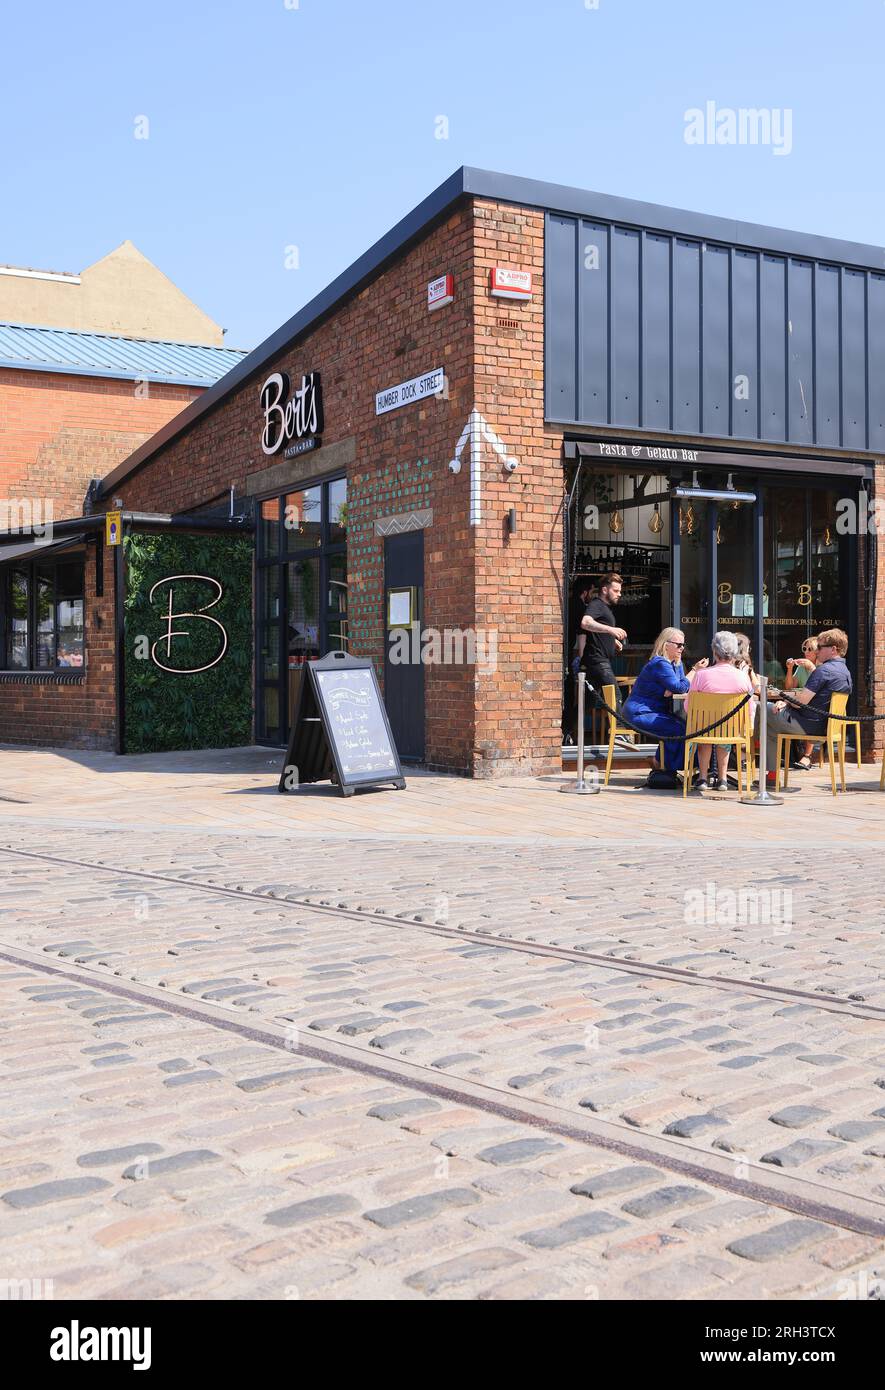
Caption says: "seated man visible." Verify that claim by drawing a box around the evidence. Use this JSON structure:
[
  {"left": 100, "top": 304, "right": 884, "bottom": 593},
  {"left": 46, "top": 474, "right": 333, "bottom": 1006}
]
[{"left": 758, "top": 629, "right": 852, "bottom": 784}]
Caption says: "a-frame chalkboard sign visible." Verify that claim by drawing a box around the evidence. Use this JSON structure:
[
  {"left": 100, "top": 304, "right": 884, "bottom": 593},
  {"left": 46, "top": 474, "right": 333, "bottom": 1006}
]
[{"left": 278, "top": 651, "right": 406, "bottom": 796}]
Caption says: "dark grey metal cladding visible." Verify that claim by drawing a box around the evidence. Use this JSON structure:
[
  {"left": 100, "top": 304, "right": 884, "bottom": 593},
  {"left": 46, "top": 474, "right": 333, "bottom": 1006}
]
[{"left": 546, "top": 210, "right": 885, "bottom": 453}]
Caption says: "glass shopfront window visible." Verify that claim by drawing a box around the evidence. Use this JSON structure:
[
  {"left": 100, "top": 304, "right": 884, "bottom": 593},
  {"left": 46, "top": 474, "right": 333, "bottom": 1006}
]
[
  {"left": 677, "top": 500, "right": 710, "bottom": 669},
  {"left": 287, "top": 557, "right": 321, "bottom": 665},
  {"left": 762, "top": 486, "right": 848, "bottom": 682},
  {"left": 564, "top": 459, "right": 856, "bottom": 742},
  {"left": 255, "top": 476, "right": 347, "bottom": 744},
  {"left": 285, "top": 486, "right": 322, "bottom": 551},
  {"left": 6, "top": 570, "right": 29, "bottom": 669},
  {"left": 571, "top": 470, "right": 671, "bottom": 678},
  {"left": 714, "top": 500, "right": 757, "bottom": 675},
  {"left": 329, "top": 478, "right": 348, "bottom": 543},
  {"left": 1, "top": 558, "right": 85, "bottom": 671}
]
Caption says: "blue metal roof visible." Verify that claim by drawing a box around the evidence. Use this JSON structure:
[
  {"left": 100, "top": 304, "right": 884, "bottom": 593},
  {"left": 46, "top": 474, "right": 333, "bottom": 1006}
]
[{"left": 0, "top": 321, "right": 247, "bottom": 387}]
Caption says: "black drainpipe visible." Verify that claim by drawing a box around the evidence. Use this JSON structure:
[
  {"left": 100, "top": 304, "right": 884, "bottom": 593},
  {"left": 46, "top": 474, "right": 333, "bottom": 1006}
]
[{"left": 114, "top": 535, "right": 126, "bottom": 756}]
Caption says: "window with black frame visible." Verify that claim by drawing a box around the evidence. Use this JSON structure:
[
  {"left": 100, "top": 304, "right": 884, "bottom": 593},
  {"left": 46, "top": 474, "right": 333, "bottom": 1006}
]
[
  {"left": 1, "top": 557, "right": 85, "bottom": 671},
  {"left": 255, "top": 477, "right": 347, "bottom": 744}
]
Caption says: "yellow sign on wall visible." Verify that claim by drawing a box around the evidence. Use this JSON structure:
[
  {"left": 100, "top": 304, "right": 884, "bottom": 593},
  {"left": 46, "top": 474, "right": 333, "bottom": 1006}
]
[{"left": 105, "top": 511, "right": 122, "bottom": 546}]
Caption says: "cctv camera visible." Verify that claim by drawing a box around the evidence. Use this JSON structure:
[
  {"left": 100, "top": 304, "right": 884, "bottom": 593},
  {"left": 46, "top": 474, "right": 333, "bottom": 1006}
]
[
  {"left": 503, "top": 457, "right": 518, "bottom": 473},
  {"left": 448, "top": 459, "right": 461, "bottom": 474}
]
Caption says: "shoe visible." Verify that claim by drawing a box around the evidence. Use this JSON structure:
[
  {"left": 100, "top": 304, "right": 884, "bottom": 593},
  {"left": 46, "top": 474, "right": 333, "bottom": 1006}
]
[
  {"left": 765, "top": 772, "right": 777, "bottom": 787},
  {"left": 716, "top": 779, "right": 729, "bottom": 792},
  {"left": 695, "top": 778, "right": 709, "bottom": 791}
]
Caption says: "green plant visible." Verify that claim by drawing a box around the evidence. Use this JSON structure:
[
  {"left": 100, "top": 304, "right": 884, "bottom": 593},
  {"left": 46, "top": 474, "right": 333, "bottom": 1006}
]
[{"left": 123, "top": 533, "right": 253, "bottom": 754}]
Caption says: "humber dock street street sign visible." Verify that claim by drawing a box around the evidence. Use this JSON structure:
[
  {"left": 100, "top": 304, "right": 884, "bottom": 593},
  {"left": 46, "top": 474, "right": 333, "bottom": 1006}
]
[
  {"left": 260, "top": 371, "right": 324, "bottom": 456},
  {"left": 375, "top": 367, "right": 445, "bottom": 416}
]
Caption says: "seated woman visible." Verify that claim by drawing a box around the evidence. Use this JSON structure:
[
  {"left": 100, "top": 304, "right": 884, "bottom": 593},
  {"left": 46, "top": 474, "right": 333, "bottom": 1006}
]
[
  {"left": 784, "top": 637, "right": 818, "bottom": 770},
  {"left": 734, "top": 632, "right": 761, "bottom": 696},
  {"left": 686, "top": 630, "right": 755, "bottom": 791},
  {"left": 623, "top": 627, "right": 704, "bottom": 775}
]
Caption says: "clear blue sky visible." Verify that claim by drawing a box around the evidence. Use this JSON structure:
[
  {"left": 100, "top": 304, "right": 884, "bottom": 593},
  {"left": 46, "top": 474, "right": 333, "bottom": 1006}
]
[{"left": 3, "top": 0, "right": 883, "bottom": 351}]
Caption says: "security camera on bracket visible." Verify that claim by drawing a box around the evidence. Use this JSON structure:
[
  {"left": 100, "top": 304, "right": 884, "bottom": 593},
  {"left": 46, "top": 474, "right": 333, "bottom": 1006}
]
[
  {"left": 448, "top": 458, "right": 462, "bottom": 474},
  {"left": 502, "top": 457, "right": 518, "bottom": 473}
]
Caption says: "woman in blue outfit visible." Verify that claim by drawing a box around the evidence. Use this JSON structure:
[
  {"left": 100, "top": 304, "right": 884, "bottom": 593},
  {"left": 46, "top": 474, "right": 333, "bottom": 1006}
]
[{"left": 623, "top": 627, "right": 707, "bottom": 773}]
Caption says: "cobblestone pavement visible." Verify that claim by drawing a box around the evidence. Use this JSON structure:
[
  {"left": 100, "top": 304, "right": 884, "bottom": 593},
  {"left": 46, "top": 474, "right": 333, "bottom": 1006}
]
[{"left": 1, "top": 747, "right": 884, "bottom": 1299}]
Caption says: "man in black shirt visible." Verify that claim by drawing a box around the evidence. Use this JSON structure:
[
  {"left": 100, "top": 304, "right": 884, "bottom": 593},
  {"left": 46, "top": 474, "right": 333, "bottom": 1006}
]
[
  {"left": 570, "top": 581, "right": 592, "bottom": 674},
  {"left": 580, "top": 572, "right": 627, "bottom": 710}
]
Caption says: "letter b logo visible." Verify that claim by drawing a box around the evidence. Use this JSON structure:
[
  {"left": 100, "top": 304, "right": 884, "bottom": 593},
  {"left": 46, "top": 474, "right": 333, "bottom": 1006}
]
[{"left": 149, "top": 575, "right": 228, "bottom": 674}]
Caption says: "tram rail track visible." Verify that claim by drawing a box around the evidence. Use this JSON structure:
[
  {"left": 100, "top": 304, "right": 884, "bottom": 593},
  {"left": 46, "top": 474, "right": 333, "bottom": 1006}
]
[
  {"left": 2, "top": 843, "right": 884, "bottom": 1024},
  {"left": 2, "top": 938, "right": 884, "bottom": 1243}
]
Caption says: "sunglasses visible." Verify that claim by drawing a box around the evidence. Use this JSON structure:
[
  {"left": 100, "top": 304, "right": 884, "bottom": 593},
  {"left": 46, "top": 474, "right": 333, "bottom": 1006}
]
[{"left": 668, "top": 640, "right": 685, "bottom": 649}]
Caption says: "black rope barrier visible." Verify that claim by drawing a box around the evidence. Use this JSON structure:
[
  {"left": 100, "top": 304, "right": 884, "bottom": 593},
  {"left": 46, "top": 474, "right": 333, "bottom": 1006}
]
[
  {"left": 583, "top": 681, "right": 885, "bottom": 743},
  {"left": 778, "top": 701, "right": 885, "bottom": 722},
  {"left": 583, "top": 682, "right": 752, "bottom": 743}
]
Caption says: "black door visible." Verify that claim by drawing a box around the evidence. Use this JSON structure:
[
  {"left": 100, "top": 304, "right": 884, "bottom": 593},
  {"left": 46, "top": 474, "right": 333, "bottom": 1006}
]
[{"left": 383, "top": 531, "right": 425, "bottom": 761}]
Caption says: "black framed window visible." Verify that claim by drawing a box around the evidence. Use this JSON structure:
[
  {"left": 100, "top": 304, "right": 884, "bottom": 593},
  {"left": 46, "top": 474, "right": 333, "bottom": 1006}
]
[
  {"left": 255, "top": 477, "right": 347, "bottom": 745},
  {"left": 1, "top": 557, "right": 85, "bottom": 671}
]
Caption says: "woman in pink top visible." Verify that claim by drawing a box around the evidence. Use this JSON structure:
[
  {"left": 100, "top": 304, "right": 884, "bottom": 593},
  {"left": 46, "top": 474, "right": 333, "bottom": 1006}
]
[{"left": 686, "top": 631, "right": 755, "bottom": 790}]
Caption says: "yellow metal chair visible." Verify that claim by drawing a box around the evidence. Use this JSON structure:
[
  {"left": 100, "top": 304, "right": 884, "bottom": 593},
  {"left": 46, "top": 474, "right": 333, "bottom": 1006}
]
[
  {"left": 682, "top": 692, "right": 754, "bottom": 798},
  {"left": 602, "top": 683, "right": 638, "bottom": 786},
  {"left": 821, "top": 717, "right": 861, "bottom": 770},
  {"left": 775, "top": 692, "right": 848, "bottom": 795},
  {"left": 879, "top": 751, "right": 885, "bottom": 790}
]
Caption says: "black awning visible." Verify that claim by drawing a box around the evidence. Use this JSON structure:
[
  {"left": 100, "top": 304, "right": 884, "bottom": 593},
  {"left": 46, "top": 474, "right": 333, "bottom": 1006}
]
[
  {"left": 0, "top": 534, "right": 87, "bottom": 566},
  {"left": 564, "top": 439, "right": 872, "bottom": 478}
]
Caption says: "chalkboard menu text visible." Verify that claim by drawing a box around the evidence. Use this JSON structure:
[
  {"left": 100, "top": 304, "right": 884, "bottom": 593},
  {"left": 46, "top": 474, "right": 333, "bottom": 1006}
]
[{"left": 278, "top": 651, "right": 406, "bottom": 796}]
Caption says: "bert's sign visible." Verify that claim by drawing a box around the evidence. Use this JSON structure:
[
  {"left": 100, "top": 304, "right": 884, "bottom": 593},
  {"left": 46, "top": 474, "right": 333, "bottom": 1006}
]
[{"left": 259, "top": 371, "right": 323, "bottom": 457}]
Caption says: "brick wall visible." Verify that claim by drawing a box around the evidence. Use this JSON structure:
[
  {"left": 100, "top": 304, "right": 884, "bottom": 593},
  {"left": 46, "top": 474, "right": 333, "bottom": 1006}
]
[
  {"left": 471, "top": 200, "right": 562, "bottom": 776},
  {"left": 79, "top": 192, "right": 883, "bottom": 777},
  {"left": 115, "top": 207, "right": 481, "bottom": 772},
  {"left": 0, "top": 369, "right": 200, "bottom": 519},
  {"left": 0, "top": 540, "right": 117, "bottom": 750}
]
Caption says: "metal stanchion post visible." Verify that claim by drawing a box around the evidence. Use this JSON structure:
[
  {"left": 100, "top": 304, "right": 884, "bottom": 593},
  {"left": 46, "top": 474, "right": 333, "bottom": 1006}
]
[
  {"left": 560, "top": 673, "right": 601, "bottom": 795},
  {"left": 740, "top": 674, "right": 783, "bottom": 807}
]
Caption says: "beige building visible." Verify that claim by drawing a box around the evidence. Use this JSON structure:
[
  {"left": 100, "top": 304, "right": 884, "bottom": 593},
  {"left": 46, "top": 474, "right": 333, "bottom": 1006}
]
[{"left": 0, "top": 240, "right": 224, "bottom": 345}]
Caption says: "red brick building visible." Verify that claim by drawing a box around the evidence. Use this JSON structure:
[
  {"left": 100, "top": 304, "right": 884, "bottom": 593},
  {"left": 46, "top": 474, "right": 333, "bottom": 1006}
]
[
  {"left": 0, "top": 273, "right": 245, "bottom": 748},
  {"left": 4, "top": 169, "right": 883, "bottom": 770}
]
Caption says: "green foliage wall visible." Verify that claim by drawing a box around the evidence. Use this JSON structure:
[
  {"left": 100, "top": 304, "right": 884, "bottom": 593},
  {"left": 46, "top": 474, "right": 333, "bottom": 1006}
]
[{"left": 124, "top": 533, "right": 253, "bottom": 753}]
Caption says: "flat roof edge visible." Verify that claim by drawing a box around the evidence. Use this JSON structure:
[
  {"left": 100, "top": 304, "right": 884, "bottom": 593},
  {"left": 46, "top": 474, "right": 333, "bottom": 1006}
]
[
  {"left": 98, "top": 165, "right": 885, "bottom": 501},
  {"left": 463, "top": 168, "right": 885, "bottom": 269}
]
